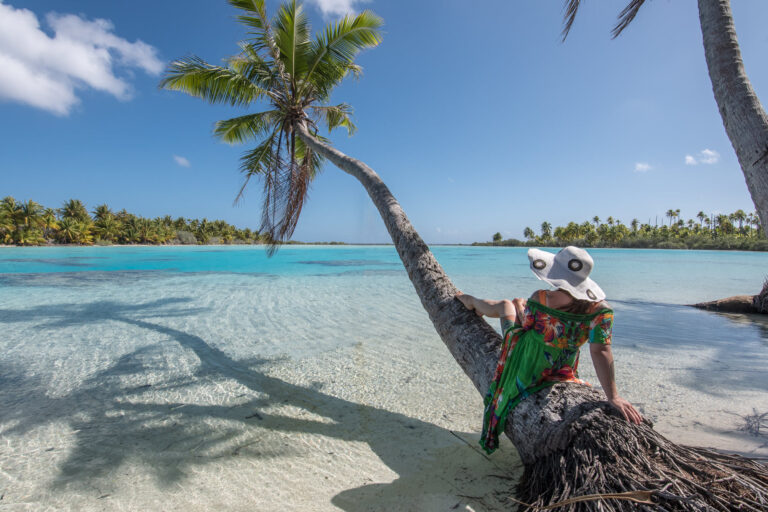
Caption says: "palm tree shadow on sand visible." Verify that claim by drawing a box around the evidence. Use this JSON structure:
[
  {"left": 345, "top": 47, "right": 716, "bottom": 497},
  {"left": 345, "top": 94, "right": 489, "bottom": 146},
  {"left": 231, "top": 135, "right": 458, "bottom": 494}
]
[{"left": 0, "top": 298, "right": 521, "bottom": 510}]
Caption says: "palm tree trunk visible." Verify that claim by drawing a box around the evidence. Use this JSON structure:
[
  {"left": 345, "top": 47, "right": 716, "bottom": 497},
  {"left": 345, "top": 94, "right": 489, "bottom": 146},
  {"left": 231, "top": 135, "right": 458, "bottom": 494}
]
[
  {"left": 296, "top": 122, "right": 501, "bottom": 395},
  {"left": 296, "top": 123, "right": 768, "bottom": 510},
  {"left": 695, "top": 0, "right": 768, "bottom": 312},
  {"left": 699, "top": 0, "right": 768, "bottom": 237}
]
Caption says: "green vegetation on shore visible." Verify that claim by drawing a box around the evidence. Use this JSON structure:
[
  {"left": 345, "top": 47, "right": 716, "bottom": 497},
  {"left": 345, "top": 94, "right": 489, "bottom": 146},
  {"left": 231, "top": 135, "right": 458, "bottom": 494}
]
[
  {"left": 0, "top": 196, "right": 345, "bottom": 246},
  {"left": 478, "top": 209, "right": 768, "bottom": 251}
]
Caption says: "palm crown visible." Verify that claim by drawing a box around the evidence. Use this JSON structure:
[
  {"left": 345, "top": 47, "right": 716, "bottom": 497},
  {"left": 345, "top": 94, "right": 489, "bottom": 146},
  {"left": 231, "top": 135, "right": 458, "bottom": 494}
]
[{"left": 161, "top": 0, "right": 382, "bottom": 248}]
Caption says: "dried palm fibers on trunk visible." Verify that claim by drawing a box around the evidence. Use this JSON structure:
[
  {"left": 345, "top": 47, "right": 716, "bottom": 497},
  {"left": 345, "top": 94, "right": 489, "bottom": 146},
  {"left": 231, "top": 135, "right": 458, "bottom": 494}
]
[
  {"left": 752, "top": 279, "right": 768, "bottom": 314},
  {"left": 295, "top": 125, "right": 768, "bottom": 511},
  {"left": 510, "top": 384, "right": 768, "bottom": 511}
]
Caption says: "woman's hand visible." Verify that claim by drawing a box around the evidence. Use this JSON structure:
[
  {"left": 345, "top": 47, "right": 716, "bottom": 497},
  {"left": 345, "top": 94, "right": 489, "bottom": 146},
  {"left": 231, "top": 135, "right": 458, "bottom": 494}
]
[
  {"left": 589, "top": 344, "right": 643, "bottom": 425},
  {"left": 608, "top": 396, "right": 643, "bottom": 425},
  {"left": 456, "top": 292, "right": 482, "bottom": 316},
  {"left": 511, "top": 297, "right": 527, "bottom": 320}
]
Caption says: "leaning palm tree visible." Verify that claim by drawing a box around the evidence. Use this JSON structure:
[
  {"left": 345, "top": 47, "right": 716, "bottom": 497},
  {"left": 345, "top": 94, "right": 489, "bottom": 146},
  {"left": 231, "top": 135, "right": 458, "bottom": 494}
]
[
  {"left": 163, "top": 1, "right": 768, "bottom": 509},
  {"left": 566, "top": 0, "right": 768, "bottom": 315},
  {"left": 161, "top": 0, "right": 380, "bottom": 250},
  {"left": 563, "top": 0, "right": 768, "bottom": 239}
]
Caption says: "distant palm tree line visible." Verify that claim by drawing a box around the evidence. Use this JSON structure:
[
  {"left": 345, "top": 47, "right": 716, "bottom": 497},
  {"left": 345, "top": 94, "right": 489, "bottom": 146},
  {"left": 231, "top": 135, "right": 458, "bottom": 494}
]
[
  {"left": 0, "top": 196, "right": 267, "bottom": 246},
  {"left": 483, "top": 209, "right": 767, "bottom": 251}
]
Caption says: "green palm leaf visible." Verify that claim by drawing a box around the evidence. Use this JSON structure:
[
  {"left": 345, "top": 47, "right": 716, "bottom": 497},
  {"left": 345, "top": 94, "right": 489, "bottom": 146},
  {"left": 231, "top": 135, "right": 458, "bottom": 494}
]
[
  {"left": 235, "top": 128, "right": 281, "bottom": 203},
  {"left": 214, "top": 110, "right": 280, "bottom": 144},
  {"left": 305, "top": 11, "right": 383, "bottom": 97},
  {"left": 309, "top": 104, "right": 356, "bottom": 135},
  {"left": 162, "top": 0, "right": 382, "bottom": 250},
  {"left": 229, "top": 0, "right": 268, "bottom": 31},
  {"left": 273, "top": 0, "right": 311, "bottom": 85},
  {"left": 228, "top": 44, "right": 279, "bottom": 89},
  {"left": 160, "top": 57, "right": 267, "bottom": 106}
]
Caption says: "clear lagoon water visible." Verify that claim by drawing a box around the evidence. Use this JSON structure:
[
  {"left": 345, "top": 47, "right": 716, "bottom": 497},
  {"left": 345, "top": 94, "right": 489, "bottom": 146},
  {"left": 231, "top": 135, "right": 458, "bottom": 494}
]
[{"left": 1, "top": 245, "right": 767, "bottom": 510}]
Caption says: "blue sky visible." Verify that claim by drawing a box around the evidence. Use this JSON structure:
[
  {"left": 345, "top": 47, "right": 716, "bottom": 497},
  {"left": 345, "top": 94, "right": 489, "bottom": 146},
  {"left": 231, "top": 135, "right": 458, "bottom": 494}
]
[{"left": 1, "top": 0, "right": 767, "bottom": 243}]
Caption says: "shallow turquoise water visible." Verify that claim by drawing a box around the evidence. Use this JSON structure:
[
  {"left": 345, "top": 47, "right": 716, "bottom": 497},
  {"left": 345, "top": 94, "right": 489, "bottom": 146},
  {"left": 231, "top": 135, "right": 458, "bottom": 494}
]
[
  {"left": 1, "top": 245, "right": 767, "bottom": 510},
  {"left": 1, "top": 245, "right": 766, "bottom": 303}
]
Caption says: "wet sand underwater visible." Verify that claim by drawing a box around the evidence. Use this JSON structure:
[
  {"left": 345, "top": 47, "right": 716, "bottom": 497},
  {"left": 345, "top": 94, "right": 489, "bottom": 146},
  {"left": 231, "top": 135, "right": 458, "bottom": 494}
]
[{"left": 1, "top": 246, "right": 767, "bottom": 510}]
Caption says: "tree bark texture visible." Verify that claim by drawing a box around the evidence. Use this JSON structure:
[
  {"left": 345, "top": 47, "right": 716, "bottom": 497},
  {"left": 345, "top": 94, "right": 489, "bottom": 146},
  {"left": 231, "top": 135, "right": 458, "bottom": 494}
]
[
  {"left": 691, "top": 295, "right": 759, "bottom": 314},
  {"left": 699, "top": 0, "right": 768, "bottom": 237},
  {"left": 754, "top": 279, "right": 768, "bottom": 314},
  {"left": 296, "top": 123, "right": 501, "bottom": 395},
  {"left": 296, "top": 123, "right": 768, "bottom": 510}
]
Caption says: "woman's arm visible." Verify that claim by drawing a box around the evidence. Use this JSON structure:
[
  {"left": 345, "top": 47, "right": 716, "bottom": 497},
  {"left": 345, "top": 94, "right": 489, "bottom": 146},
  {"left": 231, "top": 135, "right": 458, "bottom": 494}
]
[
  {"left": 589, "top": 343, "right": 643, "bottom": 424},
  {"left": 455, "top": 292, "right": 525, "bottom": 320}
]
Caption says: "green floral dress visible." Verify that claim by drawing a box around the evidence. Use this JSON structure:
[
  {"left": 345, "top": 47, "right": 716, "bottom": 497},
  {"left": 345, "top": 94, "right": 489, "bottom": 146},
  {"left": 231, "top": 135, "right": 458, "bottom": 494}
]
[{"left": 480, "top": 291, "right": 614, "bottom": 454}]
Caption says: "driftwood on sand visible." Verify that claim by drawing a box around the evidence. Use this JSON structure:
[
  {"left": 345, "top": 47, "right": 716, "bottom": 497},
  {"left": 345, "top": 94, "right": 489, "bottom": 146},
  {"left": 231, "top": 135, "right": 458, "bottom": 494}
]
[
  {"left": 692, "top": 295, "right": 760, "bottom": 314},
  {"left": 691, "top": 280, "right": 768, "bottom": 314}
]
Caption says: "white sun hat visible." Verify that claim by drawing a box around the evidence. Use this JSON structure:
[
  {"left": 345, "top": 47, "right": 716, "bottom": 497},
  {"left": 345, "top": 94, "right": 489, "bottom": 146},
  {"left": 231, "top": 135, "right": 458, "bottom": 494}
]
[{"left": 527, "top": 246, "right": 606, "bottom": 302}]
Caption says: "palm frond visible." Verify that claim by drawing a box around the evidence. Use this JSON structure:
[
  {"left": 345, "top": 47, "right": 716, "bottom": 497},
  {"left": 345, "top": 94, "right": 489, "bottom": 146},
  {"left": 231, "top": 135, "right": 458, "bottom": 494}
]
[
  {"left": 235, "top": 128, "right": 280, "bottom": 204},
  {"left": 309, "top": 104, "right": 356, "bottom": 135},
  {"left": 228, "top": 44, "right": 279, "bottom": 89},
  {"left": 229, "top": 0, "right": 293, "bottom": 99},
  {"left": 346, "top": 63, "right": 362, "bottom": 80},
  {"left": 164, "top": 0, "right": 382, "bottom": 256},
  {"left": 214, "top": 110, "right": 280, "bottom": 144},
  {"left": 160, "top": 57, "right": 266, "bottom": 106},
  {"left": 612, "top": 0, "right": 646, "bottom": 38},
  {"left": 260, "top": 131, "right": 322, "bottom": 254},
  {"left": 304, "top": 10, "right": 383, "bottom": 95},
  {"left": 561, "top": 0, "right": 581, "bottom": 41},
  {"left": 251, "top": 123, "right": 327, "bottom": 253},
  {"left": 229, "top": 0, "right": 268, "bottom": 32},
  {"left": 273, "top": 0, "right": 311, "bottom": 86},
  {"left": 295, "top": 133, "right": 325, "bottom": 179}
]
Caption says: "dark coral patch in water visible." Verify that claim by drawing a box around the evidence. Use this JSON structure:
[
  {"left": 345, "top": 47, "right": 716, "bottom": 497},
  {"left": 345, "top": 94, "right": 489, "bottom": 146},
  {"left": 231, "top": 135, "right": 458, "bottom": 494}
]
[{"left": 297, "top": 259, "right": 397, "bottom": 267}]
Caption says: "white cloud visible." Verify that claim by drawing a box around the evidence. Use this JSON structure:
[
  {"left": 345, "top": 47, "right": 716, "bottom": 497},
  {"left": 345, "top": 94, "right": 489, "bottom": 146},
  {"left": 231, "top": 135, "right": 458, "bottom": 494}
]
[
  {"left": 0, "top": 2, "right": 163, "bottom": 115},
  {"left": 699, "top": 148, "right": 720, "bottom": 164},
  {"left": 306, "top": 0, "right": 368, "bottom": 17},
  {"left": 173, "top": 155, "right": 191, "bottom": 168},
  {"left": 634, "top": 162, "right": 651, "bottom": 172},
  {"left": 684, "top": 148, "right": 720, "bottom": 166}
]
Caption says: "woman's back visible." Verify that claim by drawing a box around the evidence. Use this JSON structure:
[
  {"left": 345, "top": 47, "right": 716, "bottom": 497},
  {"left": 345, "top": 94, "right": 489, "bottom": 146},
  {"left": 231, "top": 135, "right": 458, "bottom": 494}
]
[{"left": 515, "top": 290, "right": 614, "bottom": 349}]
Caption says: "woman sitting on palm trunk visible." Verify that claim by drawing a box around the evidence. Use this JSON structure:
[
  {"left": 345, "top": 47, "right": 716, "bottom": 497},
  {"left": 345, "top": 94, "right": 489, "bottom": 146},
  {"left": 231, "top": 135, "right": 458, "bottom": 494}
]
[{"left": 457, "top": 246, "right": 642, "bottom": 454}]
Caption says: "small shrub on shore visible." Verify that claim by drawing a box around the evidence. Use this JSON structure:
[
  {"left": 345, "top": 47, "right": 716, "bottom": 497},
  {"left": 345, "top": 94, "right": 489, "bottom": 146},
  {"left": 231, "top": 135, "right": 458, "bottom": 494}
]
[{"left": 175, "top": 231, "right": 197, "bottom": 245}]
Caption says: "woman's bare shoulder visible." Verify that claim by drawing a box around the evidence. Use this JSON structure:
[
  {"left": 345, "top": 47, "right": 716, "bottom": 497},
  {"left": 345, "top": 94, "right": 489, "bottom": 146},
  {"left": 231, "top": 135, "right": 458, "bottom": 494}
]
[{"left": 595, "top": 300, "right": 612, "bottom": 311}]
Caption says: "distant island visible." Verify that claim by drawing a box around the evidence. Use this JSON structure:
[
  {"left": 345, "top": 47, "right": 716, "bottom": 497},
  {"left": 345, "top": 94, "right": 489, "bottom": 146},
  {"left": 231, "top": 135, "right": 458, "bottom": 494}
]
[
  {"left": 476, "top": 210, "right": 768, "bottom": 251},
  {"left": 0, "top": 196, "right": 346, "bottom": 247}
]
